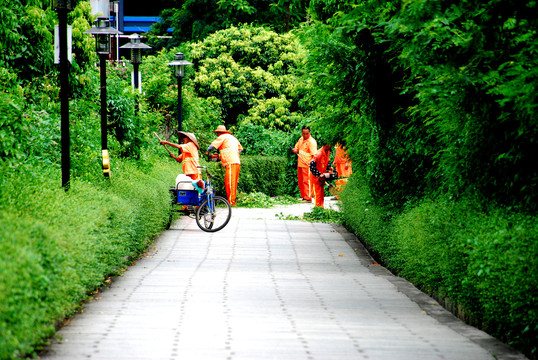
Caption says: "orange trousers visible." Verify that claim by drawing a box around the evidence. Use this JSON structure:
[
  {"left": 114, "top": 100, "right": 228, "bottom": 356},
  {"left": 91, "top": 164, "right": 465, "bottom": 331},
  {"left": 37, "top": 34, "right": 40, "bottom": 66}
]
[
  {"left": 224, "top": 163, "right": 240, "bottom": 206},
  {"left": 313, "top": 178, "right": 325, "bottom": 207},
  {"left": 297, "top": 167, "right": 312, "bottom": 200}
]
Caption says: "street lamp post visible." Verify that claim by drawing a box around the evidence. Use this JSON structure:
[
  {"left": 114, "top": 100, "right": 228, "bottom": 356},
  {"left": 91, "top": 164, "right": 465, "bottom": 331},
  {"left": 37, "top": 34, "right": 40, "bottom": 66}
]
[
  {"left": 55, "top": 0, "right": 72, "bottom": 189},
  {"left": 120, "top": 33, "right": 151, "bottom": 115},
  {"left": 84, "top": 17, "right": 122, "bottom": 177},
  {"left": 167, "top": 53, "right": 193, "bottom": 140}
]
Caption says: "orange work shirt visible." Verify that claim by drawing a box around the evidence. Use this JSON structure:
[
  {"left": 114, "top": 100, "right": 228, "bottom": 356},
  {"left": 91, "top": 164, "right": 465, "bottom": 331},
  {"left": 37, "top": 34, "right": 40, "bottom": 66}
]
[
  {"left": 294, "top": 136, "right": 317, "bottom": 168},
  {"left": 311, "top": 147, "right": 331, "bottom": 175},
  {"left": 211, "top": 133, "right": 243, "bottom": 167},
  {"left": 177, "top": 142, "right": 200, "bottom": 176}
]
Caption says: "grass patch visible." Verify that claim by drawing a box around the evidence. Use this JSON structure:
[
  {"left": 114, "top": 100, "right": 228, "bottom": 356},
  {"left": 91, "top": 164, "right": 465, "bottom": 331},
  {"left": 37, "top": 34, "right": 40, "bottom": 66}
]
[
  {"left": 236, "top": 192, "right": 298, "bottom": 208},
  {"left": 276, "top": 206, "right": 344, "bottom": 223}
]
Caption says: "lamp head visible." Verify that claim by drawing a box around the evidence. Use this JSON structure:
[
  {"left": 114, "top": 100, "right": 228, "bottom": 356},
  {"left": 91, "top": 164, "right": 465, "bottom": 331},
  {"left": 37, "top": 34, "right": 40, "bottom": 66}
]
[{"left": 167, "top": 52, "right": 193, "bottom": 78}]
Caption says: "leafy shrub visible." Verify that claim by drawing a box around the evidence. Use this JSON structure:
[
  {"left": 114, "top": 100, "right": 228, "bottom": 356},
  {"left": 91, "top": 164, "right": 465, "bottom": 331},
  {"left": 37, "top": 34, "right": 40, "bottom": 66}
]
[
  {"left": 235, "top": 123, "right": 294, "bottom": 156},
  {"left": 189, "top": 25, "right": 307, "bottom": 129},
  {"left": 339, "top": 174, "right": 395, "bottom": 265},
  {"left": 205, "top": 155, "right": 288, "bottom": 197},
  {"left": 106, "top": 65, "right": 139, "bottom": 158}
]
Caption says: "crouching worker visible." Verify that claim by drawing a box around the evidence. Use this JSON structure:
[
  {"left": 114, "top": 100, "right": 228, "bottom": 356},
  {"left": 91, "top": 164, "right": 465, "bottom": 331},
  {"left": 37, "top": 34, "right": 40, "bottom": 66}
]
[
  {"left": 309, "top": 140, "right": 338, "bottom": 208},
  {"left": 160, "top": 131, "right": 201, "bottom": 181}
]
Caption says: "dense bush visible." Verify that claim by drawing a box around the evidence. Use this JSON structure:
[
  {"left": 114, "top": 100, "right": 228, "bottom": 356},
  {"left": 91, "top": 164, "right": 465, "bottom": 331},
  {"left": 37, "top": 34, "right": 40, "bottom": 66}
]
[
  {"left": 0, "top": 154, "right": 175, "bottom": 359},
  {"left": 234, "top": 123, "right": 293, "bottom": 156},
  {"left": 147, "top": 0, "right": 307, "bottom": 45},
  {"left": 206, "top": 155, "right": 288, "bottom": 197},
  {"left": 189, "top": 25, "right": 308, "bottom": 129}
]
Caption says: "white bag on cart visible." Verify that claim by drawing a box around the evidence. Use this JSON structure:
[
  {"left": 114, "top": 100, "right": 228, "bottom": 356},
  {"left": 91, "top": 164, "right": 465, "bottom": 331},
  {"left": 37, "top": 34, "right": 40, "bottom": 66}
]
[{"left": 176, "top": 174, "right": 195, "bottom": 190}]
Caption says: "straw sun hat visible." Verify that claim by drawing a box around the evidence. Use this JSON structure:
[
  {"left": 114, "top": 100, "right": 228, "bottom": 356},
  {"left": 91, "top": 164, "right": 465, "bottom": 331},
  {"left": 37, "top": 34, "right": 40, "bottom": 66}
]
[
  {"left": 178, "top": 131, "right": 200, "bottom": 149},
  {"left": 213, "top": 125, "right": 231, "bottom": 133}
]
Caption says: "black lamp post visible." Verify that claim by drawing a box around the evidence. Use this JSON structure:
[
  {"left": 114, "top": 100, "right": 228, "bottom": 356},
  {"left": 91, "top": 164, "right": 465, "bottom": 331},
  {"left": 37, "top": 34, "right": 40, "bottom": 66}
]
[
  {"left": 55, "top": 0, "right": 72, "bottom": 189},
  {"left": 84, "top": 17, "right": 122, "bottom": 177},
  {"left": 120, "top": 33, "right": 151, "bottom": 114},
  {"left": 167, "top": 53, "right": 192, "bottom": 138}
]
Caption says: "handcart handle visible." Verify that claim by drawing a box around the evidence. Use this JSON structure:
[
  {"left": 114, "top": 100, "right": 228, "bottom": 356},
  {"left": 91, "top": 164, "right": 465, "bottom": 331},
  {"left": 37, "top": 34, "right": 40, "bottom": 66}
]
[{"left": 197, "top": 166, "right": 213, "bottom": 179}]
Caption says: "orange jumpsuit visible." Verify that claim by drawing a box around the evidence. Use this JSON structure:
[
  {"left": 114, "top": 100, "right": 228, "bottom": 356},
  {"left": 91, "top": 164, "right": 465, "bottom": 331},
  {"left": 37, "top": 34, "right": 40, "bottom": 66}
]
[
  {"left": 333, "top": 144, "right": 352, "bottom": 178},
  {"left": 176, "top": 142, "right": 201, "bottom": 180},
  {"left": 310, "top": 147, "right": 331, "bottom": 208},
  {"left": 294, "top": 136, "right": 317, "bottom": 201},
  {"left": 211, "top": 133, "right": 243, "bottom": 206}
]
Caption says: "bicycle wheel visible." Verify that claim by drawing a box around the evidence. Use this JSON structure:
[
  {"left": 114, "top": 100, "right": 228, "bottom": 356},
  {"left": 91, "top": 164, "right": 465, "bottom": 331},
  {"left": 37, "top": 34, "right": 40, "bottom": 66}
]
[{"left": 195, "top": 196, "right": 232, "bottom": 232}]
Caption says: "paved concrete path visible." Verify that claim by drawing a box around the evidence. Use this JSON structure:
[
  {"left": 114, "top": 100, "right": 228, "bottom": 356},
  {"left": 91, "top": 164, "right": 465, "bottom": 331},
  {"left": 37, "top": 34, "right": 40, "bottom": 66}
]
[{"left": 38, "top": 200, "right": 525, "bottom": 360}]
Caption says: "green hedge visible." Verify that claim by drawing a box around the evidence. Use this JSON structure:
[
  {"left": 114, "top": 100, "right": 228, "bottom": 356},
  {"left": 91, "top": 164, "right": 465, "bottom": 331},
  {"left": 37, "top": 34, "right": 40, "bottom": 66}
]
[
  {"left": 206, "top": 155, "right": 288, "bottom": 197},
  {"left": 0, "top": 155, "right": 175, "bottom": 359},
  {"left": 340, "top": 175, "right": 538, "bottom": 357}
]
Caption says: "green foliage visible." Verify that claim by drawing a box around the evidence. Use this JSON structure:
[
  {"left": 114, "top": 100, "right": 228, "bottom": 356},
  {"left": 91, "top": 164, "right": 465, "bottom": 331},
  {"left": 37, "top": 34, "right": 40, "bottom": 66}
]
[
  {"left": 140, "top": 48, "right": 223, "bottom": 146},
  {"left": 0, "top": 0, "right": 95, "bottom": 91},
  {"left": 275, "top": 205, "right": 344, "bottom": 223},
  {"left": 302, "top": 206, "right": 344, "bottom": 223},
  {"left": 0, "top": 70, "right": 26, "bottom": 165},
  {"left": 0, "top": 154, "right": 175, "bottom": 359},
  {"left": 391, "top": 197, "right": 538, "bottom": 355},
  {"left": 147, "top": 0, "right": 307, "bottom": 45},
  {"left": 189, "top": 25, "right": 308, "bottom": 129},
  {"left": 0, "top": 2, "right": 56, "bottom": 81},
  {"left": 236, "top": 192, "right": 272, "bottom": 208},
  {"left": 235, "top": 123, "right": 294, "bottom": 156},
  {"left": 106, "top": 65, "right": 139, "bottom": 158},
  {"left": 236, "top": 192, "right": 297, "bottom": 208},
  {"left": 205, "top": 155, "right": 288, "bottom": 197}
]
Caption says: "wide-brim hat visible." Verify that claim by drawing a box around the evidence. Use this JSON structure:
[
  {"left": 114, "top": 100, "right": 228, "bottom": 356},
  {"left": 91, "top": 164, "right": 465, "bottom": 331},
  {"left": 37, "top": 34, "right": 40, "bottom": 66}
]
[
  {"left": 213, "top": 125, "right": 231, "bottom": 133},
  {"left": 178, "top": 131, "right": 199, "bottom": 149}
]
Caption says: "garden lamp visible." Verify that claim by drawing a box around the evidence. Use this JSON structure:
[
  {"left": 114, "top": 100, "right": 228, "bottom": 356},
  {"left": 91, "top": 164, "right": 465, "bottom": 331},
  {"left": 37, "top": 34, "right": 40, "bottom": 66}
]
[
  {"left": 167, "top": 53, "right": 193, "bottom": 135},
  {"left": 84, "top": 17, "right": 122, "bottom": 177}
]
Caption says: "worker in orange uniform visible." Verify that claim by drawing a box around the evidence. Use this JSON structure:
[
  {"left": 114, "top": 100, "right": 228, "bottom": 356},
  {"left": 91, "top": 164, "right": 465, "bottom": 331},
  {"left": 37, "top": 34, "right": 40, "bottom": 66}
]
[
  {"left": 291, "top": 126, "right": 317, "bottom": 201},
  {"left": 207, "top": 125, "right": 243, "bottom": 206},
  {"left": 309, "top": 142, "right": 337, "bottom": 208},
  {"left": 333, "top": 143, "right": 352, "bottom": 178},
  {"left": 160, "top": 131, "right": 201, "bottom": 180}
]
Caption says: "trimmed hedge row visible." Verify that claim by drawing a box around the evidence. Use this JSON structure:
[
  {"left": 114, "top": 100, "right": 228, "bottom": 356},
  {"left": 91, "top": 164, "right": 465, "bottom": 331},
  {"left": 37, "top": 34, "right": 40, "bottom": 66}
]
[
  {"left": 0, "top": 155, "right": 176, "bottom": 359},
  {"left": 206, "top": 155, "right": 288, "bottom": 197},
  {"left": 340, "top": 175, "right": 538, "bottom": 357}
]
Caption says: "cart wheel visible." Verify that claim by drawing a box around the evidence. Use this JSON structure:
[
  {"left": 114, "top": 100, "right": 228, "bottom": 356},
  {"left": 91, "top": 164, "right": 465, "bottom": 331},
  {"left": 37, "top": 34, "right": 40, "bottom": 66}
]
[{"left": 195, "top": 196, "right": 231, "bottom": 232}]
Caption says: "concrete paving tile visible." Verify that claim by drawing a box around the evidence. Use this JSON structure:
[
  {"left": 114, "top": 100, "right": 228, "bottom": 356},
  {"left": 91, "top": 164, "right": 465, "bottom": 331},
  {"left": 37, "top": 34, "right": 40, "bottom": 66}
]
[{"left": 37, "top": 202, "right": 526, "bottom": 360}]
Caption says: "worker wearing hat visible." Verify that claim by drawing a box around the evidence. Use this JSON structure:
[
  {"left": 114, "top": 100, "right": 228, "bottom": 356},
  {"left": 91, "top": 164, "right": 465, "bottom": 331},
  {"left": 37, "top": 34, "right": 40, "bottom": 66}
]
[
  {"left": 207, "top": 125, "right": 243, "bottom": 206},
  {"left": 160, "top": 131, "right": 201, "bottom": 180}
]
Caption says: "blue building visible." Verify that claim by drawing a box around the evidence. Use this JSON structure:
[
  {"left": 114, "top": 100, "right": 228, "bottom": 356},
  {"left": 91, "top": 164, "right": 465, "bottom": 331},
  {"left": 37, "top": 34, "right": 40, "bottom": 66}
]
[{"left": 105, "top": 0, "right": 174, "bottom": 60}]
